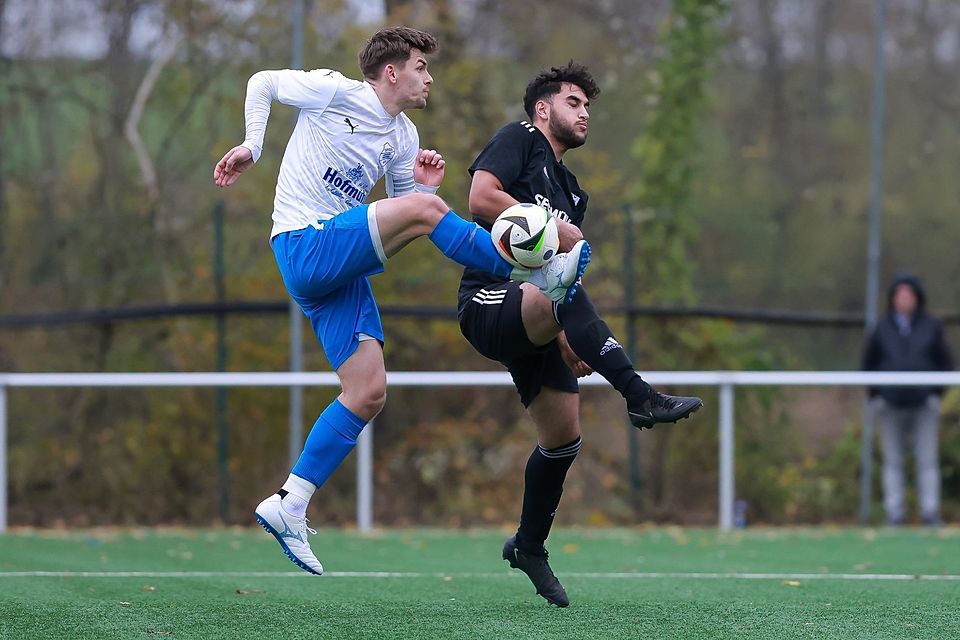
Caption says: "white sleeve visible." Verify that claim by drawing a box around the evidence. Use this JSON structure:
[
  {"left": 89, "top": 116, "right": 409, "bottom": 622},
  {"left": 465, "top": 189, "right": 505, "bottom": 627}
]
[
  {"left": 414, "top": 182, "right": 439, "bottom": 194},
  {"left": 385, "top": 172, "right": 415, "bottom": 197},
  {"left": 384, "top": 174, "right": 438, "bottom": 196},
  {"left": 240, "top": 69, "right": 341, "bottom": 163},
  {"left": 385, "top": 128, "right": 420, "bottom": 197}
]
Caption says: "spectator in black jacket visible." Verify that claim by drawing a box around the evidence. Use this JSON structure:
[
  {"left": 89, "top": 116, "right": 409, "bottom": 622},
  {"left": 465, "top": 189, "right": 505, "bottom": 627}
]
[{"left": 862, "top": 273, "right": 953, "bottom": 526}]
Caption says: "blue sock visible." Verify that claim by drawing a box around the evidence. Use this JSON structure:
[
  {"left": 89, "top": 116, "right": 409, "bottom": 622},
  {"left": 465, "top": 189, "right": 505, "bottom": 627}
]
[
  {"left": 291, "top": 399, "right": 368, "bottom": 488},
  {"left": 429, "top": 211, "right": 513, "bottom": 278}
]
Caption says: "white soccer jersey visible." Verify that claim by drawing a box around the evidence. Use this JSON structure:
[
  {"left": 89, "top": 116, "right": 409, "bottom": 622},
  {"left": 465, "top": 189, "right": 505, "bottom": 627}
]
[{"left": 240, "top": 69, "right": 421, "bottom": 238}]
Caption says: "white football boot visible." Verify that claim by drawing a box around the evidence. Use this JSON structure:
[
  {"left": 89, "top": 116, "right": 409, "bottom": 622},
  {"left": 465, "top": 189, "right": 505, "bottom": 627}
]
[
  {"left": 255, "top": 494, "right": 323, "bottom": 575},
  {"left": 512, "top": 239, "right": 592, "bottom": 303}
]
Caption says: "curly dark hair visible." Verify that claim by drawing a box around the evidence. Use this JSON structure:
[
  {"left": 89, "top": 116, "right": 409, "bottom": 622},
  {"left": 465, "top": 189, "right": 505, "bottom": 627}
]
[
  {"left": 522, "top": 61, "right": 600, "bottom": 119},
  {"left": 358, "top": 27, "right": 438, "bottom": 80}
]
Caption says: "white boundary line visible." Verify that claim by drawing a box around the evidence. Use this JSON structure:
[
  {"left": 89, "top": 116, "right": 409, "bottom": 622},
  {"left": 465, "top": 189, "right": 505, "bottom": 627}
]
[{"left": 0, "top": 571, "right": 957, "bottom": 581}]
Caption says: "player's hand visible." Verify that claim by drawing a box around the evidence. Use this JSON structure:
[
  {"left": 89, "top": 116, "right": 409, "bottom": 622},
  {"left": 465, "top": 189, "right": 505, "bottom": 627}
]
[
  {"left": 557, "top": 331, "right": 593, "bottom": 378},
  {"left": 214, "top": 145, "right": 254, "bottom": 188},
  {"left": 414, "top": 148, "right": 445, "bottom": 187},
  {"left": 556, "top": 218, "right": 584, "bottom": 252}
]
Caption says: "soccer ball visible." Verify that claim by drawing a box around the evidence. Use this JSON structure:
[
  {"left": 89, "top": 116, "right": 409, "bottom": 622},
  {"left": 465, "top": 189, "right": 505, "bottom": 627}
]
[{"left": 490, "top": 203, "right": 559, "bottom": 269}]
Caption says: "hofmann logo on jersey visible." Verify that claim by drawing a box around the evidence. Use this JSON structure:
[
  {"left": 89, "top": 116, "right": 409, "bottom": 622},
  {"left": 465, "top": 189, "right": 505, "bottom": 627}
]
[{"left": 323, "top": 164, "right": 369, "bottom": 203}]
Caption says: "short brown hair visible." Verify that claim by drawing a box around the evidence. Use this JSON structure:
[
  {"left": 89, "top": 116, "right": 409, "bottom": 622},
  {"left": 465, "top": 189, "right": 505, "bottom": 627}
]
[{"left": 358, "top": 27, "right": 438, "bottom": 80}]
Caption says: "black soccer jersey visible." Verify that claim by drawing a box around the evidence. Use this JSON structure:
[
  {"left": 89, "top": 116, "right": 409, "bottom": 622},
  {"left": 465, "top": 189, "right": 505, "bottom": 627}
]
[{"left": 458, "top": 120, "right": 589, "bottom": 304}]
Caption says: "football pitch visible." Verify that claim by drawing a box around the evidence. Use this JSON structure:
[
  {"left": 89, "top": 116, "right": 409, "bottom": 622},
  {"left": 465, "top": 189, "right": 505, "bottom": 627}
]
[{"left": 1, "top": 527, "right": 958, "bottom": 639}]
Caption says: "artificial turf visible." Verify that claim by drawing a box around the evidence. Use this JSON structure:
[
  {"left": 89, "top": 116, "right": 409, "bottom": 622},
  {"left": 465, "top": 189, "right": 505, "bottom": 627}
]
[{"left": 1, "top": 527, "right": 958, "bottom": 639}]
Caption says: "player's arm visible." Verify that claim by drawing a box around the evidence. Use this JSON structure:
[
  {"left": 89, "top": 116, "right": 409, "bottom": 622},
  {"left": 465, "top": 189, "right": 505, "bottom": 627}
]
[
  {"left": 557, "top": 331, "right": 593, "bottom": 377},
  {"left": 468, "top": 170, "right": 518, "bottom": 224},
  {"left": 553, "top": 217, "right": 583, "bottom": 251},
  {"left": 469, "top": 170, "right": 583, "bottom": 250},
  {"left": 386, "top": 149, "right": 446, "bottom": 197},
  {"left": 214, "top": 70, "right": 280, "bottom": 187},
  {"left": 214, "top": 69, "right": 339, "bottom": 188},
  {"left": 467, "top": 123, "right": 528, "bottom": 223}
]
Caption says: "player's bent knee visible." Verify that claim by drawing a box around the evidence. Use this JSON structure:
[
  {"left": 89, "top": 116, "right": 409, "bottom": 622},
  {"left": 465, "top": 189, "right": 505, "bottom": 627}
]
[
  {"left": 538, "top": 426, "right": 580, "bottom": 450},
  {"left": 374, "top": 194, "right": 451, "bottom": 250},
  {"left": 400, "top": 193, "right": 447, "bottom": 223},
  {"left": 344, "top": 385, "right": 386, "bottom": 422},
  {"left": 367, "top": 387, "right": 387, "bottom": 417}
]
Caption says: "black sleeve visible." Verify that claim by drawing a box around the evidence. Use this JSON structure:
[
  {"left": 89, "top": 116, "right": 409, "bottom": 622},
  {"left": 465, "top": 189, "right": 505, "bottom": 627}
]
[
  {"left": 862, "top": 328, "right": 880, "bottom": 371},
  {"left": 862, "top": 328, "right": 881, "bottom": 398},
  {"left": 468, "top": 122, "right": 532, "bottom": 191},
  {"left": 927, "top": 319, "right": 952, "bottom": 397},
  {"left": 934, "top": 320, "right": 954, "bottom": 372}
]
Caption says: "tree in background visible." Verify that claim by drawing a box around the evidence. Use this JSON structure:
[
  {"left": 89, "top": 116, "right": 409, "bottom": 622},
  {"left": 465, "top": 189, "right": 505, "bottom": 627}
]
[{"left": 3, "top": 0, "right": 960, "bottom": 525}]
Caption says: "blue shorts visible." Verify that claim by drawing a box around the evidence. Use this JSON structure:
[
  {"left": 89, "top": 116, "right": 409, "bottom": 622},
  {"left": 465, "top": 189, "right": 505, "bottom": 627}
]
[{"left": 272, "top": 204, "right": 386, "bottom": 370}]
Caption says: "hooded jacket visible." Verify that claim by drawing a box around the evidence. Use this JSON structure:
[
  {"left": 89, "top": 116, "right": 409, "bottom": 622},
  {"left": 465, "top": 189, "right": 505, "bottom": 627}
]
[{"left": 862, "top": 273, "right": 954, "bottom": 408}]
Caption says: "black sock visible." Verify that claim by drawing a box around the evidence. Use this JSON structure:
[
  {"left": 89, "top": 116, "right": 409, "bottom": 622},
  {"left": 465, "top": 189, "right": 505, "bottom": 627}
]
[
  {"left": 555, "top": 289, "right": 652, "bottom": 400},
  {"left": 516, "top": 437, "right": 582, "bottom": 554}
]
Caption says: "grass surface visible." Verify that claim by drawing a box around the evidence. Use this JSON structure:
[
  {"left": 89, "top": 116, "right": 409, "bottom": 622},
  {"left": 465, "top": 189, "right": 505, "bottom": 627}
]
[{"left": 1, "top": 527, "right": 959, "bottom": 639}]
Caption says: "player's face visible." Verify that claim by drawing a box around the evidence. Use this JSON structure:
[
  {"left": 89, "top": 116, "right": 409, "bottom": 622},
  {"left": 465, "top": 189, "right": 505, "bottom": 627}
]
[
  {"left": 394, "top": 49, "right": 433, "bottom": 110},
  {"left": 545, "top": 83, "right": 590, "bottom": 150}
]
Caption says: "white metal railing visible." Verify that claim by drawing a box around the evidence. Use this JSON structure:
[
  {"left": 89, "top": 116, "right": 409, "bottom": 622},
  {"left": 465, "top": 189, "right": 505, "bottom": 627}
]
[{"left": 2, "top": 370, "right": 958, "bottom": 533}]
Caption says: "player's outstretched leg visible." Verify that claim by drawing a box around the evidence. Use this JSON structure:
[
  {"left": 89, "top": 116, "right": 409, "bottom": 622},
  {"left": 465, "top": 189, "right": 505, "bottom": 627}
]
[
  {"left": 373, "top": 197, "right": 590, "bottom": 305},
  {"left": 255, "top": 493, "right": 324, "bottom": 575},
  {"left": 502, "top": 535, "right": 569, "bottom": 607},
  {"left": 512, "top": 239, "right": 592, "bottom": 304},
  {"left": 426, "top": 209, "right": 591, "bottom": 304},
  {"left": 555, "top": 288, "right": 703, "bottom": 427}
]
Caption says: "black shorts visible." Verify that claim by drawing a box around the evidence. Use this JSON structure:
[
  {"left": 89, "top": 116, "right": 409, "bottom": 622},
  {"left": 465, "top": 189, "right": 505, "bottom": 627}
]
[{"left": 458, "top": 281, "right": 578, "bottom": 407}]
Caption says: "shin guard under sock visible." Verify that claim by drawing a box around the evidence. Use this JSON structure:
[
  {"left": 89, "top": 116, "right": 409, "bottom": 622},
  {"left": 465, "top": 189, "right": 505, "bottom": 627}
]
[
  {"left": 429, "top": 211, "right": 513, "bottom": 277},
  {"left": 516, "top": 437, "right": 582, "bottom": 553},
  {"left": 556, "top": 289, "right": 652, "bottom": 400},
  {"left": 291, "top": 399, "right": 367, "bottom": 489}
]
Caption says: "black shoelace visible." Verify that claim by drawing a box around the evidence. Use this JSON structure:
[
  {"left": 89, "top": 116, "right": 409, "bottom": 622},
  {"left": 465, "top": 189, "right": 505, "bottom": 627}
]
[{"left": 652, "top": 392, "right": 678, "bottom": 410}]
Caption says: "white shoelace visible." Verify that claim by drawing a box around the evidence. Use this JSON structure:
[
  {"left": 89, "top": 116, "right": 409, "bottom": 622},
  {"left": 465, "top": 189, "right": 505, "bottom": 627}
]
[{"left": 298, "top": 518, "right": 317, "bottom": 537}]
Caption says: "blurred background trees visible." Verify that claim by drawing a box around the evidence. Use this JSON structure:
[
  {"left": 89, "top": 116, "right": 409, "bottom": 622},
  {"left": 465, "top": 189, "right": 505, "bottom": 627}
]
[{"left": 1, "top": 0, "right": 958, "bottom": 526}]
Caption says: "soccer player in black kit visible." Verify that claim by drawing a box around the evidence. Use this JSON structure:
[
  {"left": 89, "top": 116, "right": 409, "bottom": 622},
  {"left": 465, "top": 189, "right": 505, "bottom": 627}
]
[{"left": 457, "top": 62, "right": 703, "bottom": 607}]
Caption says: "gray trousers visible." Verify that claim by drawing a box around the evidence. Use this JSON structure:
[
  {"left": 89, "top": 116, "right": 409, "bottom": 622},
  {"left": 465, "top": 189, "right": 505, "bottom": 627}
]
[{"left": 874, "top": 396, "right": 941, "bottom": 523}]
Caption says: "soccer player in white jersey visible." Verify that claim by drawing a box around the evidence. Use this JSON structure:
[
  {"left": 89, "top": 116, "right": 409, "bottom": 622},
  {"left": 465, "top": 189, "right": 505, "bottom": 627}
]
[{"left": 213, "top": 27, "right": 591, "bottom": 575}]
